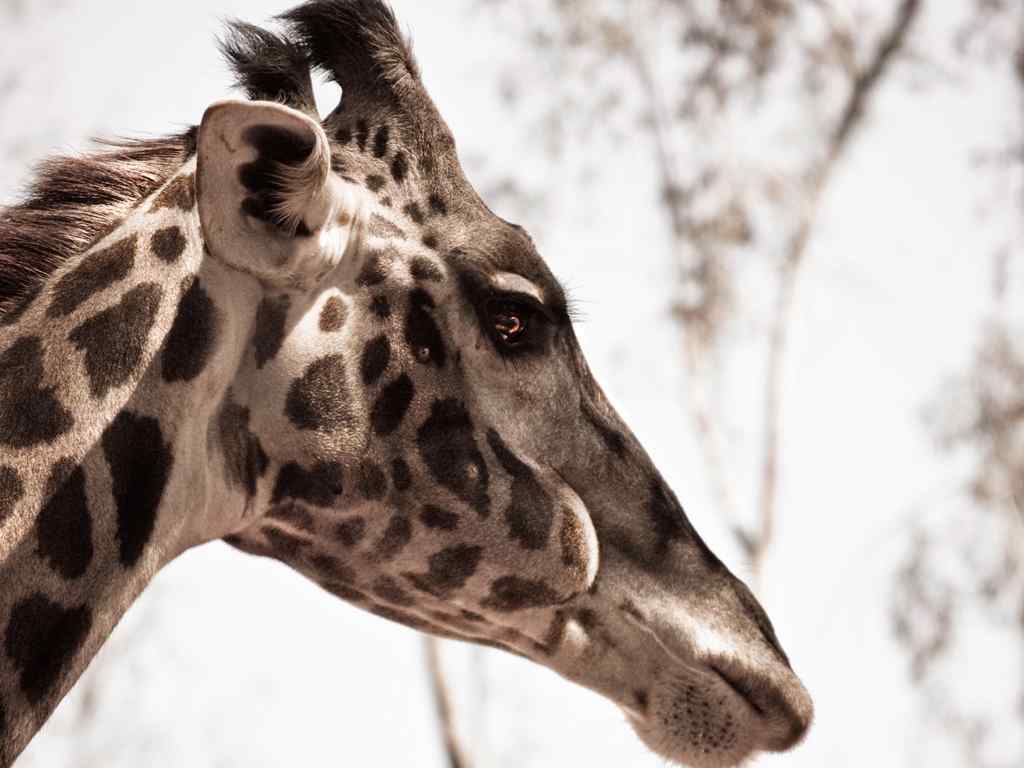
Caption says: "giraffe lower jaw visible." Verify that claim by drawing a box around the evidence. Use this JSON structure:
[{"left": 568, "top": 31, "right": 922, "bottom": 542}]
[{"left": 623, "top": 657, "right": 813, "bottom": 768}]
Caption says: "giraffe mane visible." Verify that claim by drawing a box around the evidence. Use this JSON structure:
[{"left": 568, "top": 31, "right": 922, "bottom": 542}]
[
  {"left": 0, "top": 131, "right": 196, "bottom": 310},
  {"left": 0, "top": 0, "right": 425, "bottom": 315}
]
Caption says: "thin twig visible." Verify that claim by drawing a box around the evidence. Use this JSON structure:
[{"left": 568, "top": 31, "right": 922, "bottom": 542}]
[
  {"left": 626, "top": 18, "right": 743, "bottom": 535},
  {"left": 750, "top": 0, "right": 922, "bottom": 589},
  {"left": 423, "top": 636, "right": 471, "bottom": 768}
]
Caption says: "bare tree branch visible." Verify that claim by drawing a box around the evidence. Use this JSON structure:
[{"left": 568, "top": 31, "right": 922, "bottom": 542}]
[
  {"left": 423, "top": 637, "right": 472, "bottom": 768},
  {"left": 750, "top": 0, "right": 922, "bottom": 587},
  {"left": 625, "top": 22, "right": 742, "bottom": 535}
]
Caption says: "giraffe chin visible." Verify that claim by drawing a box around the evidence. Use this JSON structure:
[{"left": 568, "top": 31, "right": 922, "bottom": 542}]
[{"left": 626, "top": 666, "right": 782, "bottom": 768}]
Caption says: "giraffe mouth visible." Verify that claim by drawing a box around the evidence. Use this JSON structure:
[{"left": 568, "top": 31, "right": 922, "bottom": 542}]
[{"left": 618, "top": 606, "right": 812, "bottom": 762}]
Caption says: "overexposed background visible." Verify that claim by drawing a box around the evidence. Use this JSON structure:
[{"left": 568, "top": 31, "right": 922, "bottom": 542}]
[{"left": 1, "top": 1, "right": 1021, "bottom": 766}]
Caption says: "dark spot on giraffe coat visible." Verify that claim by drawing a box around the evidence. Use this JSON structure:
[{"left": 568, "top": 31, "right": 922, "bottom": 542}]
[
  {"left": 365, "top": 174, "right": 387, "bottom": 193},
  {"left": 582, "top": 399, "right": 627, "bottom": 458},
  {"left": 375, "top": 513, "right": 412, "bottom": 561},
  {"left": 268, "top": 502, "right": 315, "bottom": 532},
  {"left": 319, "top": 295, "right": 347, "bottom": 332},
  {"left": 371, "top": 605, "right": 430, "bottom": 631},
  {"left": 253, "top": 294, "right": 290, "bottom": 368},
  {"left": 0, "top": 336, "right": 74, "bottom": 449},
  {"left": 461, "top": 610, "right": 485, "bottom": 623},
  {"left": 0, "top": 466, "right": 23, "bottom": 524},
  {"left": 307, "top": 557, "right": 352, "bottom": 581},
  {"left": 162, "top": 277, "right": 219, "bottom": 383},
  {"left": 370, "top": 295, "right": 391, "bottom": 319},
  {"left": 422, "top": 232, "right": 439, "bottom": 250},
  {"left": 285, "top": 354, "right": 355, "bottom": 432},
  {"left": 69, "top": 282, "right": 163, "bottom": 399},
  {"left": 4, "top": 594, "right": 92, "bottom": 705},
  {"left": 405, "top": 544, "right": 482, "bottom": 597},
  {"left": 405, "top": 289, "right": 446, "bottom": 367},
  {"left": 602, "top": 526, "right": 657, "bottom": 575},
  {"left": 311, "top": 554, "right": 357, "bottom": 583},
  {"left": 428, "top": 194, "right": 448, "bottom": 216},
  {"left": 102, "top": 411, "right": 173, "bottom": 568},
  {"left": 360, "top": 335, "right": 391, "bottom": 385},
  {"left": 391, "top": 457, "right": 411, "bottom": 492},
  {"left": 355, "top": 119, "right": 369, "bottom": 152},
  {"left": 368, "top": 213, "right": 406, "bottom": 240},
  {"left": 326, "top": 581, "right": 366, "bottom": 602},
  {"left": 373, "top": 124, "right": 389, "bottom": 158},
  {"left": 646, "top": 478, "right": 723, "bottom": 571},
  {"left": 0, "top": 283, "right": 41, "bottom": 327},
  {"left": 335, "top": 517, "right": 366, "bottom": 547},
  {"left": 482, "top": 576, "right": 561, "bottom": 612},
  {"left": 633, "top": 689, "right": 650, "bottom": 714},
  {"left": 419, "top": 504, "right": 458, "bottom": 531},
  {"left": 411, "top": 257, "right": 444, "bottom": 283},
  {"left": 264, "top": 526, "right": 313, "bottom": 559},
  {"left": 540, "top": 610, "right": 568, "bottom": 655},
  {"left": 356, "top": 250, "right": 390, "bottom": 287},
  {"left": 36, "top": 459, "right": 93, "bottom": 580},
  {"left": 487, "top": 429, "right": 554, "bottom": 550},
  {"left": 417, "top": 399, "right": 490, "bottom": 518},
  {"left": 372, "top": 576, "right": 415, "bottom": 607},
  {"left": 336, "top": 124, "right": 352, "bottom": 145},
  {"left": 371, "top": 374, "right": 414, "bottom": 436},
  {"left": 390, "top": 152, "right": 409, "bottom": 183},
  {"left": 214, "top": 393, "right": 269, "bottom": 499},
  {"left": 47, "top": 235, "right": 136, "bottom": 318},
  {"left": 574, "top": 608, "right": 600, "bottom": 632},
  {"left": 151, "top": 225, "right": 187, "bottom": 264},
  {"left": 403, "top": 202, "right": 425, "bottom": 224},
  {"left": 272, "top": 462, "right": 344, "bottom": 506},
  {"left": 358, "top": 460, "right": 388, "bottom": 501},
  {"left": 151, "top": 173, "right": 196, "bottom": 212}
]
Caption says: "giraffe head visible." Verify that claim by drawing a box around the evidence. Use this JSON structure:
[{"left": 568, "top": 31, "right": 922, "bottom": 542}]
[{"left": 200, "top": 3, "right": 812, "bottom": 765}]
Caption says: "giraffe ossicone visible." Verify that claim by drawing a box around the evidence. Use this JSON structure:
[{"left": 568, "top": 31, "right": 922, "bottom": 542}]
[{"left": 0, "top": 2, "right": 812, "bottom": 765}]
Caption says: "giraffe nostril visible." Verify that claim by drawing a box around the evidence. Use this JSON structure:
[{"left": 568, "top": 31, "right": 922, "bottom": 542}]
[{"left": 708, "top": 657, "right": 814, "bottom": 751}]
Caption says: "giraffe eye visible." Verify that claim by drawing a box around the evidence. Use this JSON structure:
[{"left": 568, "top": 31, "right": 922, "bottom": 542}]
[{"left": 488, "top": 300, "right": 531, "bottom": 346}]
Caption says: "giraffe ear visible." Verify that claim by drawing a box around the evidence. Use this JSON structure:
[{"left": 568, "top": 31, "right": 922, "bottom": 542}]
[{"left": 197, "top": 99, "right": 362, "bottom": 287}]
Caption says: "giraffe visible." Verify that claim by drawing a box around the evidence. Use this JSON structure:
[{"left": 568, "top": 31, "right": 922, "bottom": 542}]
[{"left": 0, "top": 2, "right": 813, "bottom": 766}]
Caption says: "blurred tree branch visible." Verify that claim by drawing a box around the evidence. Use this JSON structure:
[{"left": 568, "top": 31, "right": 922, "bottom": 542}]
[
  {"left": 754, "top": 0, "right": 921, "bottom": 586},
  {"left": 477, "top": 0, "right": 920, "bottom": 591},
  {"left": 892, "top": 2, "right": 1024, "bottom": 764},
  {"left": 424, "top": 637, "right": 472, "bottom": 768}
]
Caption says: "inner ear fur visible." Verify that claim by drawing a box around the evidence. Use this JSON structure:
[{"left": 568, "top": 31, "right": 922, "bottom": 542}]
[{"left": 197, "top": 99, "right": 356, "bottom": 285}]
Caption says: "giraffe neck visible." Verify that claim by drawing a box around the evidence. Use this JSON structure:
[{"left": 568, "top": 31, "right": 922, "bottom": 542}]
[{"left": 0, "top": 161, "right": 265, "bottom": 764}]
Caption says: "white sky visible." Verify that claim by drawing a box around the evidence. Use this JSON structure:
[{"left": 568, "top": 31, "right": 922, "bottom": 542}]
[{"left": 1, "top": 1, "right": 1020, "bottom": 766}]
